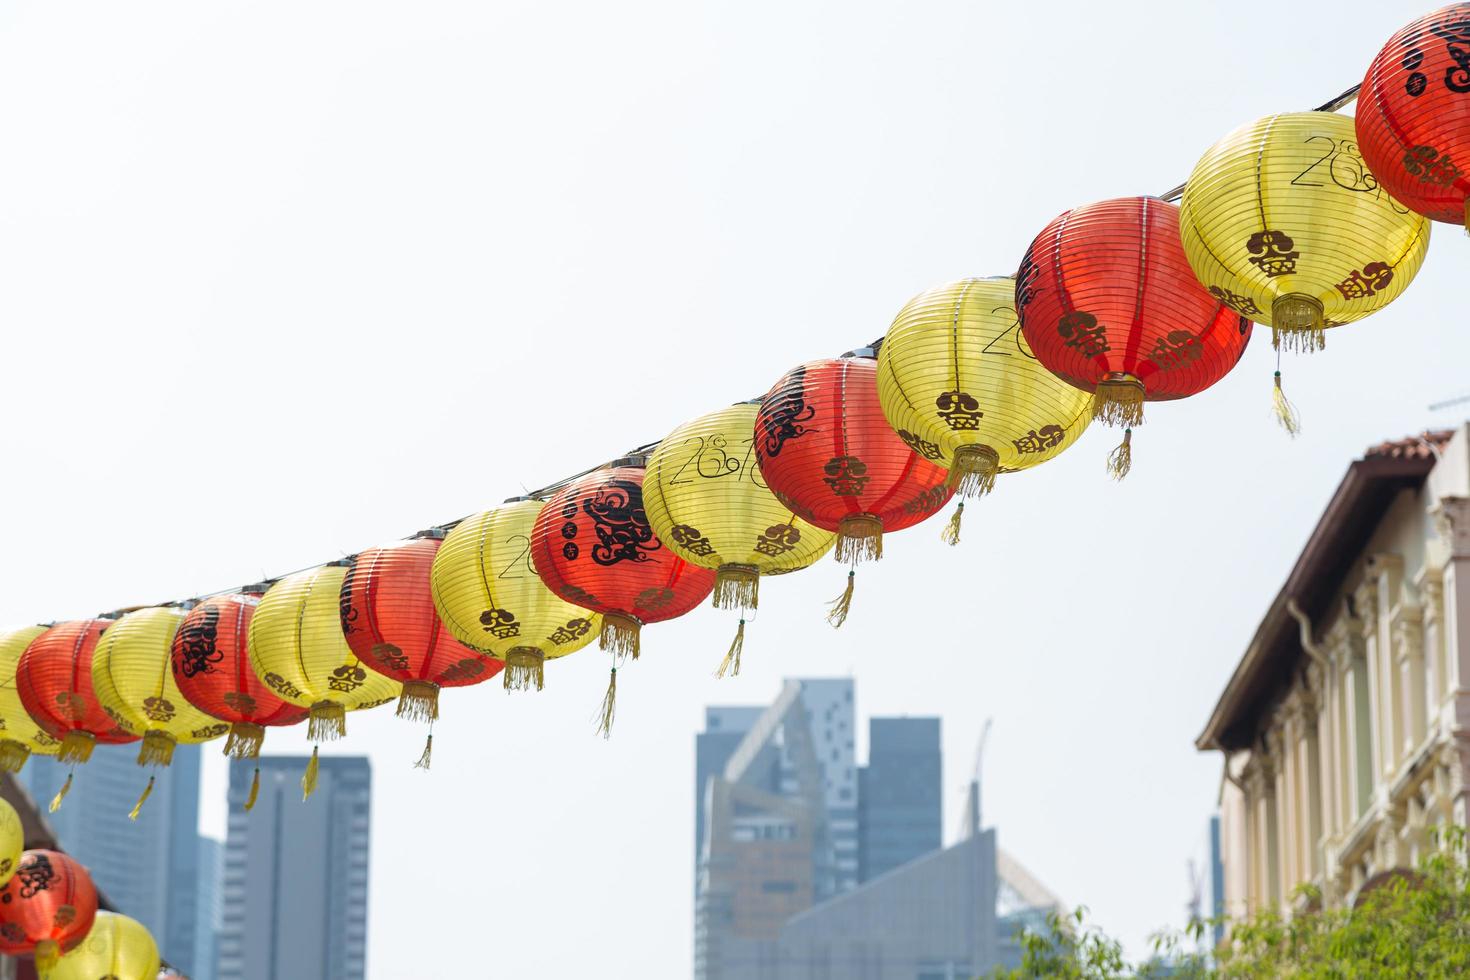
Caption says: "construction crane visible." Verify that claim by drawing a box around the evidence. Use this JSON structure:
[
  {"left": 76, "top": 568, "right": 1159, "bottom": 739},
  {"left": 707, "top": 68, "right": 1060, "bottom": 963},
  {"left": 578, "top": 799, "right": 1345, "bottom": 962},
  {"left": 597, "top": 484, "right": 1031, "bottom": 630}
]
[
  {"left": 959, "top": 717, "right": 992, "bottom": 839},
  {"left": 1429, "top": 392, "right": 1470, "bottom": 411}
]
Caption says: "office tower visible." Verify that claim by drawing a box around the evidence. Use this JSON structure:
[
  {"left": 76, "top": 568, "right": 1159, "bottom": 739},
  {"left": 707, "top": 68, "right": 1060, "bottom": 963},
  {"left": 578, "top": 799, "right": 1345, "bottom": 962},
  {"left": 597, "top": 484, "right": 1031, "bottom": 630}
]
[
  {"left": 696, "top": 706, "right": 765, "bottom": 869},
  {"left": 858, "top": 717, "right": 942, "bottom": 882},
  {"left": 22, "top": 742, "right": 208, "bottom": 973},
  {"left": 217, "top": 756, "right": 371, "bottom": 980},
  {"left": 195, "top": 835, "right": 223, "bottom": 980}
]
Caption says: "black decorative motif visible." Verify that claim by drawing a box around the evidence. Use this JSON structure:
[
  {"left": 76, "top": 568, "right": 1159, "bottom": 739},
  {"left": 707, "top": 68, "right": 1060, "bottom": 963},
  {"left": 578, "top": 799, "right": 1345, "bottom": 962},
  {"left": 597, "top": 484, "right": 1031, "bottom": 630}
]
[
  {"left": 1431, "top": 16, "right": 1470, "bottom": 93},
  {"left": 583, "top": 481, "right": 658, "bottom": 566},
  {"left": 902, "top": 483, "right": 949, "bottom": 517},
  {"left": 223, "top": 691, "right": 258, "bottom": 715},
  {"left": 439, "top": 658, "right": 486, "bottom": 683},
  {"left": 142, "top": 696, "right": 176, "bottom": 723},
  {"left": 339, "top": 563, "right": 360, "bottom": 636},
  {"left": 479, "top": 608, "right": 521, "bottom": 640},
  {"left": 935, "top": 391, "right": 984, "bottom": 430},
  {"left": 1148, "top": 331, "right": 1204, "bottom": 371},
  {"left": 759, "top": 367, "right": 817, "bottom": 457},
  {"left": 1402, "top": 145, "right": 1461, "bottom": 186},
  {"left": 192, "top": 723, "right": 229, "bottom": 739},
  {"left": 1015, "top": 245, "right": 1041, "bottom": 309},
  {"left": 636, "top": 587, "right": 675, "bottom": 611},
  {"left": 559, "top": 582, "right": 599, "bottom": 607},
  {"left": 371, "top": 644, "right": 409, "bottom": 672},
  {"left": 357, "top": 697, "right": 397, "bottom": 711},
  {"left": 754, "top": 525, "right": 802, "bottom": 557},
  {"left": 1209, "top": 285, "right": 1262, "bottom": 317},
  {"left": 15, "top": 853, "right": 55, "bottom": 899},
  {"left": 1245, "top": 231, "right": 1299, "bottom": 277},
  {"left": 669, "top": 524, "right": 716, "bottom": 557},
  {"left": 1056, "top": 311, "right": 1110, "bottom": 356},
  {"left": 896, "top": 429, "right": 943, "bottom": 461},
  {"left": 53, "top": 904, "right": 76, "bottom": 928},
  {"left": 1335, "top": 262, "right": 1394, "bottom": 300},
  {"left": 175, "top": 606, "right": 224, "bottom": 678},
  {"left": 0, "top": 923, "right": 21, "bottom": 941},
  {"left": 263, "top": 672, "right": 304, "bottom": 700},
  {"left": 823, "top": 456, "right": 870, "bottom": 496},
  {"left": 328, "top": 665, "right": 367, "bottom": 693},
  {"left": 549, "top": 618, "right": 594, "bottom": 645},
  {"left": 1013, "top": 425, "right": 1066, "bottom": 454}
]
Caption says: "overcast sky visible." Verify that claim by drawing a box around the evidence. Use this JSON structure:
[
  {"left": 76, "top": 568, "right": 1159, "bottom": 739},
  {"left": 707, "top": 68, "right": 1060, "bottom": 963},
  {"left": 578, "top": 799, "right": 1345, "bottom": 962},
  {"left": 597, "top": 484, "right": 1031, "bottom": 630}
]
[{"left": 0, "top": 1, "right": 1463, "bottom": 976}]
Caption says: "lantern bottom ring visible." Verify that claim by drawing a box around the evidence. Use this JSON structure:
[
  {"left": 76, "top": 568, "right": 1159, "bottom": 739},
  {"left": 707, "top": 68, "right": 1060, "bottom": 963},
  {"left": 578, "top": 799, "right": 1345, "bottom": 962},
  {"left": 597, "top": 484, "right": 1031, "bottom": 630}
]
[
  {"left": 1092, "top": 374, "right": 1146, "bottom": 428},
  {"left": 396, "top": 681, "right": 440, "bottom": 724},
  {"left": 0, "top": 739, "right": 30, "bottom": 773},
  {"left": 138, "top": 730, "right": 177, "bottom": 768},
  {"left": 834, "top": 514, "right": 884, "bottom": 565},
  {"left": 600, "top": 612, "right": 644, "bottom": 661},
  {"left": 948, "top": 445, "right": 1001, "bottom": 498},
  {"left": 504, "top": 647, "right": 546, "bottom": 692},
  {"left": 57, "top": 730, "right": 97, "bottom": 765},
  {"left": 714, "top": 564, "right": 760, "bottom": 612},
  {"left": 1271, "top": 293, "right": 1326, "bottom": 353},
  {"left": 225, "top": 722, "right": 266, "bottom": 759}
]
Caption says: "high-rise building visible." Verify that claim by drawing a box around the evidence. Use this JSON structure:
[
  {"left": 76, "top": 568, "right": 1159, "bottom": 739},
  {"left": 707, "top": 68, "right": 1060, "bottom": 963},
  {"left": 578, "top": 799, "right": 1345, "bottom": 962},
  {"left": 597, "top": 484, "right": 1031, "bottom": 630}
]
[
  {"left": 217, "top": 756, "right": 371, "bottom": 980},
  {"left": 196, "top": 835, "right": 224, "bottom": 980},
  {"left": 858, "top": 717, "right": 942, "bottom": 883},
  {"left": 21, "top": 742, "right": 211, "bottom": 974}
]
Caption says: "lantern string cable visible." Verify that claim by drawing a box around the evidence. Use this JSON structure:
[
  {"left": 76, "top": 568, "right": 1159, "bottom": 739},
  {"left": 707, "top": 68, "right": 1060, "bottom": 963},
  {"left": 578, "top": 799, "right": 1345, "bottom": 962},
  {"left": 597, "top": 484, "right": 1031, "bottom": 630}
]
[{"left": 135, "top": 83, "right": 1362, "bottom": 615}]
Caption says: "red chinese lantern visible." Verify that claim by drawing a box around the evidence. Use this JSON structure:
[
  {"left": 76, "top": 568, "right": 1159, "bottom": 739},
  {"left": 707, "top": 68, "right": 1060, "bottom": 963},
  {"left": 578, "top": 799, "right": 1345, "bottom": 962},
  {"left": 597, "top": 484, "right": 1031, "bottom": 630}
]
[
  {"left": 341, "top": 532, "right": 505, "bottom": 766},
  {"left": 0, "top": 850, "right": 99, "bottom": 974},
  {"left": 171, "top": 593, "right": 307, "bottom": 809},
  {"left": 1358, "top": 4, "right": 1470, "bottom": 230},
  {"left": 530, "top": 460, "right": 716, "bottom": 736},
  {"left": 1016, "top": 196, "right": 1251, "bottom": 477},
  {"left": 16, "top": 621, "right": 140, "bottom": 809},
  {"left": 754, "top": 354, "right": 953, "bottom": 625}
]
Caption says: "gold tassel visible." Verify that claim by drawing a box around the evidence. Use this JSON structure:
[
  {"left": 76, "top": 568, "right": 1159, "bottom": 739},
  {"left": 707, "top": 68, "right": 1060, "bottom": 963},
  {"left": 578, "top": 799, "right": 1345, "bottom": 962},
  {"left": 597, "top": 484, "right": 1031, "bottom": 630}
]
[
  {"left": 414, "top": 733, "right": 433, "bottom": 771},
  {"left": 1106, "top": 428, "right": 1133, "bottom": 481},
  {"left": 504, "top": 648, "right": 546, "bottom": 692},
  {"left": 947, "top": 445, "right": 1000, "bottom": 498},
  {"left": 826, "top": 571, "right": 856, "bottom": 628},
  {"left": 395, "top": 681, "right": 440, "bottom": 723},
  {"left": 225, "top": 722, "right": 266, "bottom": 759},
  {"left": 0, "top": 740, "right": 30, "bottom": 773},
  {"left": 57, "top": 730, "right": 96, "bottom": 765},
  {"left": 1092, "top": 374, "right": 1145, "bottom": 427},
  {"left": 716, "top": 619, "right": 745, "bottom": 679},
  {"left": 1272, "top": 371, "right": 1301, "bottom": 437},
  {"left": 49, "top": 771, "right": 74, "bottom": 813},
  {"left": 34, "top": 939, "right": 60, "bottom": 976},
  {"left": 940, "top": 502, "right": 964, "bottom": 547},
  {"left": 302, "top": 745, "right": 320, "bottom": 801},
  {"left": 128, "top": 775, "right": 155, "bottom": 821},
  {"left": 1271, "top": 293, "right": 1326, "bottom": 353},
  {"left": 600, "top": 613, "right": 642, "bottom": 661},
  {"left": 713, "top": 564, "right": 760, "bottom": 611},
  {"left": 307, "top": 702, "right": 347, "bottom": 742},
  {"left": 244, "top": 766, "right": 260, "bottom": 811},
  {"left": 595, "top": 667, "right": 617, "bottom": 739},
  {"left": 834, "top": 515, "right": 883, "bottom": 565},
  {"left": 137, "top": 730, "right": 177, "bottom": 767}
]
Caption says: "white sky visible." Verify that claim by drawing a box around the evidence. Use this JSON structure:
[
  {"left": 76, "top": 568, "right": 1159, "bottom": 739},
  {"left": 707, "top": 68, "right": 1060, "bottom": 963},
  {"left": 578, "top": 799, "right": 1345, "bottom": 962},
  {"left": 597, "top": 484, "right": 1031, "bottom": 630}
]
[{"left": 0, "top": 1, "right": 1463, "bottom": 975}]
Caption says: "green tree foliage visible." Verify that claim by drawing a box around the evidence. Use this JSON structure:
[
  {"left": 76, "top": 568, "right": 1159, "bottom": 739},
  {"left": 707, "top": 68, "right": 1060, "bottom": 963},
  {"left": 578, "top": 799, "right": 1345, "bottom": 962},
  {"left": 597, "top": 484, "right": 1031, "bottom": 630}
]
[{"left": 990, "top": 828, "right": 1470, "bottom": 980}]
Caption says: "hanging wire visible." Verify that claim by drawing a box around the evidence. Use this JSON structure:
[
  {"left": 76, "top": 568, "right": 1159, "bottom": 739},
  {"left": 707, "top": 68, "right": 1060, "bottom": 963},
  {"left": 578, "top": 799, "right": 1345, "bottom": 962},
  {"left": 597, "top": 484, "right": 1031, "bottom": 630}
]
[{"left": 127, "top": 84, "right": 1361, "bottom": 614}]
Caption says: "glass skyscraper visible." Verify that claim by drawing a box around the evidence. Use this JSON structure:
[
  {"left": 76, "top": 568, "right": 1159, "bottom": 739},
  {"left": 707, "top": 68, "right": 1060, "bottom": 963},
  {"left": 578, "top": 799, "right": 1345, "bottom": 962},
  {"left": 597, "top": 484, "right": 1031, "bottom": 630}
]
[{"left": 858, "top": 717, "right": 942, "bottom": 882}]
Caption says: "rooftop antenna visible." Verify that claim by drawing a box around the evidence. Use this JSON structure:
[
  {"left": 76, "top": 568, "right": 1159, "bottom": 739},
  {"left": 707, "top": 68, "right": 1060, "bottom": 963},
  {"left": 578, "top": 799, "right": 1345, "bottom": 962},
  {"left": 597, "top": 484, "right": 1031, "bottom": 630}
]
[
  {"left": 962, "top": 717, "right": 993, "bottom": 839},
  {"left": 1428, "top": 392, "right": 1470, "bottom": 411}
]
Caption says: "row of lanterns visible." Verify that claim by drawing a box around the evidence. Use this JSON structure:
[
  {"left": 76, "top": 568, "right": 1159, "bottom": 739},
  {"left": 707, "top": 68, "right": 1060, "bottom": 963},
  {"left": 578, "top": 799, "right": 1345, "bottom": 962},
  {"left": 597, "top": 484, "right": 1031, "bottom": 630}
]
[{"left": 0, "top": 5, "right": 1461, "bottom": 830}]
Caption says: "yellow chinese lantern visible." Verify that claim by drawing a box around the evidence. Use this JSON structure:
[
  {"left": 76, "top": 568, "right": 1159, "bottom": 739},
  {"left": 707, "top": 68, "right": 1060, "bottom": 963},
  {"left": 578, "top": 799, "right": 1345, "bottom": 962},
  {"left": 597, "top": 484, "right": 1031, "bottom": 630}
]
[
  {"left": 876, "top": 277, "right": 1093, "bottom": 542},
  {"left": 248, "top": 564, "right": 400, "bottom": 798},
  {"left": 0, "top": 626, "right": 60, "bottom": 772},
  {"left": 1180, "top": 112, "right": 1430, "bottom": 428},
  {"left": 49, "top": 911, "right": 159, "bottom": 980},
  {"left": 430, "top": 498, "right": 601, "bottom": 693},
  {"left": 0, "top": 797, "right": 22, "bottom": 888},
  {"left": 643, "top": 403, "right": 836, "bottom": 674},
  {"left": 90, "top": 607, "right": 229, "bottom": 819}
]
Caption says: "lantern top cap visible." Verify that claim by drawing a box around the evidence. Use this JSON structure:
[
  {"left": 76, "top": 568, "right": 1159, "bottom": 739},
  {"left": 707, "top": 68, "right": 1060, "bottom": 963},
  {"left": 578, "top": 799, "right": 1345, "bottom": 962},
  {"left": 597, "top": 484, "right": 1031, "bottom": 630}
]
[
  {"left": 503, "top": 495, "right": 538, "bottom": 503},
  {"left": 411, "top": 527, "right": 447, "bottom": 541},
  {"left": 610, "top": 454, "right": 648, "bottom": 469}
]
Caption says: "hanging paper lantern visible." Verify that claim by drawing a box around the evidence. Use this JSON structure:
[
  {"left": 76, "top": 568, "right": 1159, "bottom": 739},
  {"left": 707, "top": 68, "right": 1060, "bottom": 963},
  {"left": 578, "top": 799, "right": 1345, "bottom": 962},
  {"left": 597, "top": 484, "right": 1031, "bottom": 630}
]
[
  {"left": 755, "top": 355, "right": 953, "bottom": 625},
  {"left": 1017, "top": 196, "right": 1252, "bottom": 475},
  {"left": 1179, "top": 112, "right": 1429, "bottom": 357},
  {"left": 643, "top": 403, "right": 836, "bottom": 672},
  {"left": 431, "top": 498, "right": 601, "bottom": 692},
  {"left": 1357, "top": 5, "right": 1470, "bottom": 230},
  {"left": 876, "top": 277, "right": 1093, "bottom": 537},
  {"left": 0, "top": 850, "right": 99, "bottom": 974},
  {"left": 341, "top": 533, "right": 505, "bottom": 767},
  {"left": 0, "top": 626, "right": 61, "bottom": 772},
  {"left": 0, "top": 798, "right": 22, "bottom": 889},
  {"left": 49, "top": 911, "right": 159, "bottom": 980},
  {"left": 171, "top": 593, "right": 309, "bottom": 760},
  {"left": 249, "top": 564, "right": 400, "bottom": 798},
  {"left": 16, "top": 621, "right": 140, "bottom": 766},
  {"left": 530, "top": 462, "right": 716, "bottom": 735}
]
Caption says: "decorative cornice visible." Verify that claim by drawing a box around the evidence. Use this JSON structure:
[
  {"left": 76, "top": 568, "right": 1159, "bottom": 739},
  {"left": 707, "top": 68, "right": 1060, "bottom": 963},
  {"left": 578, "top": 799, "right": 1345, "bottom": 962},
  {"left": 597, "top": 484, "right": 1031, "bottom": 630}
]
[
  {"left": 1431, "top": 496, "right": 1470, "bottom": 560},
  {"left": 1394, "top": 604, "right": 1425, "bottom": 664}
]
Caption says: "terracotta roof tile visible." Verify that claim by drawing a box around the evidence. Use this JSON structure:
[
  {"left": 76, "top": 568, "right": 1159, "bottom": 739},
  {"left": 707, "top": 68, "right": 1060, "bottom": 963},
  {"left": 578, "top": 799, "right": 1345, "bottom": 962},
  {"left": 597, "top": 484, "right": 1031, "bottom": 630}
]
[{"left": 1364, "top": 429, "right": 1455, "bottom": 460}]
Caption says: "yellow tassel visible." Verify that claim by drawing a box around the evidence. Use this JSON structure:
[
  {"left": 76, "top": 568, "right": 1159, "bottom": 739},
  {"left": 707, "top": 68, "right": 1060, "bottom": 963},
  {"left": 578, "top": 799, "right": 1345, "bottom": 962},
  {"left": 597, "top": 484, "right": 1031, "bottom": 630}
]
[
  {"left": 34, "top": 939, "right": 60, "bottom": 975},
  {"left": 1092, "top": 374, "right": 1145, "bottom": 427},
  {"left": 302, "top": 745, "right": 320, "bottom": 801},
  {"left": 128, "top": 775, "right": 155, "bottom": 821},
  {"left": 244, "top": 766, "right": 260, "bottom": 811},
  {"left": 0, "top": 740, "right": 31, "bottom": 773},
  {"left": 1272, "top": 371, "right": 1301, "bottom": 437},
  {"left": 504, "top": 647, "right": 546, "bottom": 692},
  {"left": 307, "top": 702, "right": 347, "bottom": 742},
  {"left": 49, "top": 772, "right": 74, "bottom": 813},
  {"left": 595, "top": 667, "right": 617, "bottom": 739},
  {"left": 225, "top": 722, "right": 266, "bottom": 759},
  {"left": 137, "top": 730, "right": 177, "bottom": 767},
  {"left": 716, "top": 619, "right": 745, "bottom": 679},
  {"left": 834, "top": 515, "right": 883, "bottom": 564},
  {"left": 57, "top": 730, "right": 95, "bottom": 765},
  {"left": 827, "top": 571, "right": 856, "bottom": 628},
  {"left": 600, "top": 613, "right": 642, "bottom": 661},
  {"left": 1106, "top": 429, "right": 1133, "bottom": 482},
  {"left": 940, "top": 502, "right": 964, "bottom": 547},
  {"left": 713, "top": 564, "right": 760, "bottom": 611},
  {"left": 947, "top": 445, "right": 1000, "bottom": 498},
  {"left": 396, "top": 681, "right": 440, "bottom": 723},
  {"left": 1271, "top": 293, "right": 1326, "bottom": 353}
]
